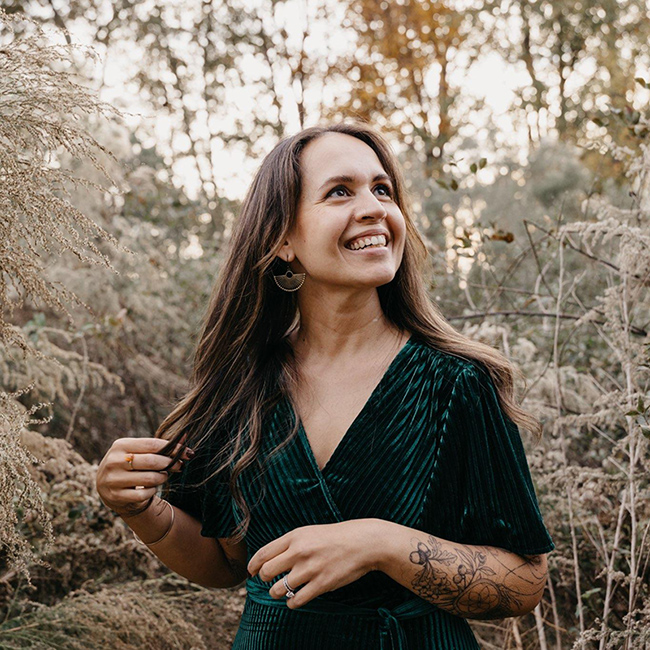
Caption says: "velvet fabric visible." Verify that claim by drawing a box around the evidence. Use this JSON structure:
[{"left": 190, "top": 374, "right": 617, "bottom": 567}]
[{"left": 165, "top": 336, "right": 554, "bottom": 649}]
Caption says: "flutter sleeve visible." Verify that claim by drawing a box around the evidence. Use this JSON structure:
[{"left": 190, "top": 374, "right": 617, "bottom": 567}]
[
  {"left": 431, "top": 363, "right": 554, "bottom": 556},
  {"left": 162, "top": 442, "right": 238, "bottom": 539}
]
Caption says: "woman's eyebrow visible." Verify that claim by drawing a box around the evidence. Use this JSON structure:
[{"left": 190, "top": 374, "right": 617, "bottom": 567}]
[{"left": 317, "top": 173, "right": 392, "bottom": 192}]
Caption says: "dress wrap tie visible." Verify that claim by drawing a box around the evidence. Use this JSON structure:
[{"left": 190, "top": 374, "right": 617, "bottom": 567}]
[{"left": 246, "top": 578, "right": 438, "bottom": 650}]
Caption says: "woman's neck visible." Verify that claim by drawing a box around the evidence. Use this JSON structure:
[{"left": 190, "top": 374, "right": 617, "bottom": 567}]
[{"left": 289, "top": 288, "right": 403, "bottom": 362}]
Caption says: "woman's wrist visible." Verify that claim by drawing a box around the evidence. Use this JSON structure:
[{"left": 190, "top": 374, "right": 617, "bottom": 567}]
[
  {"left": 133, "top": 500, "right": 175, "bottom": 546},
  {"left": 121, "top": 496, "right": 174, "bottom": 544},
  {"left": 368, "top": 519, "right": 402, "bottom": 574},
  {"left": 114, "top": 495, "right": 155, "bottom": 520}
]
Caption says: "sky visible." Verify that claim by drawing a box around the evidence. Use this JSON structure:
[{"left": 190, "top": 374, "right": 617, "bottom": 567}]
[
  {"left": 30, "top": 0, "right": 650, "bottom": 276},
  {"left": 26, "top": 0, "right": 650, "bottom": 208},
  {"left": 37, "top": 0, "right": 536, "bottom": 203}
]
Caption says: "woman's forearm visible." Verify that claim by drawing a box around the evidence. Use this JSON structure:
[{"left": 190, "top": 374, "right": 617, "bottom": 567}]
[
  {"left": 372, "top": 520, "right": 548, "bottom": 619},
  {"left": 122, "top": 496, "right": 245, "bottom": 589}
]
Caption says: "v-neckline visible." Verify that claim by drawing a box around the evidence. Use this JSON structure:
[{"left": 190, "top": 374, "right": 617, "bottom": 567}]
[{"left": 284, "top": 334, "right": 416, "bottom": 477}]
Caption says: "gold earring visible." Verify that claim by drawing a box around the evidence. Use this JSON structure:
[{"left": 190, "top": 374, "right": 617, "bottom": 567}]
[{"left": 273, "top": 260, "right": 306, "bottom": 292}]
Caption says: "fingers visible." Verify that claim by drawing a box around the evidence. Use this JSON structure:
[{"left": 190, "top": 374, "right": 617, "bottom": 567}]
[
  {"left": 109, "top": 438, "right": 194, "bottom": 474},
  {"left": 111, "top": 437, "right": 194, "bottom": 456},
  {"left": 124, "top": 452, "right": 185, "bottom": 473},
  {"left": 284, "top": 577, "right": 321, "bottom": 609},
  {"left": 268, "top": 570, "right": 319, "bottom": 609},
  {"left": 97, "top": 437, "right": 195, "bottom": 514},
  {"left": 256, "top": 551, "right": 294, "bottom": 583},
  {"left": 113, "top": 486, "right": 158, "bottom": 503},
  {"left": 109, "top": 470, "right": 170, "bottom": 489}
]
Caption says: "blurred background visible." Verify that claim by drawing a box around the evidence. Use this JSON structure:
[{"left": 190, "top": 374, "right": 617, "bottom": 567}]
[{"left": 1, "top": 1, "right": 649, "bottom": 648}]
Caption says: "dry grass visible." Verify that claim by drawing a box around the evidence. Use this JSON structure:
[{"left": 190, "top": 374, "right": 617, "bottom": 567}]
[
  {"left": 0, "top": 575, "right": 245, "bottom": 650},
  {"left": 0, "top": 8, "right": 132, "bottom": 360}
]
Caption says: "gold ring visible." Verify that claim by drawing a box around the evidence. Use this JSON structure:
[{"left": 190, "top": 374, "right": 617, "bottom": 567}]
[{"left": 125, "top": 453, "right": 134, "bottom": 470}]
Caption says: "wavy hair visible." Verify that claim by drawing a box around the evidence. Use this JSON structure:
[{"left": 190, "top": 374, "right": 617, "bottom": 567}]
[{"left": 154, "top": 121, "right": 542, "bottom": 543}]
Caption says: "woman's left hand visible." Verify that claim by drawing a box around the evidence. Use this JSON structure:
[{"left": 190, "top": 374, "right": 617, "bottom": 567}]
[{"left": 247, "top": 519, "right": 385, "bottom": 609}]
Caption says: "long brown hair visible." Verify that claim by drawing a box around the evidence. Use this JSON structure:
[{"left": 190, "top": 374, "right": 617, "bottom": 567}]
[{"left": 155, "top": 121, "right": 542, "bottom": 543}]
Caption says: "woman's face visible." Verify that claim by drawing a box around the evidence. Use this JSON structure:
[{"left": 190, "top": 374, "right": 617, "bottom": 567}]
[{"left": 281, "top": 132, "right": 407, "bottom": 292}]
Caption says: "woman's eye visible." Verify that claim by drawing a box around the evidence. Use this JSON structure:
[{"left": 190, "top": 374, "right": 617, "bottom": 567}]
[
  {"left": 327, "top": 184, "right": 392, "bottom": 198},
  {"left": 327, "top": 186, "right": 350, "bottom": 198},
  {"left": 375, "top": 184, "right": 393, "bottom": 197}
]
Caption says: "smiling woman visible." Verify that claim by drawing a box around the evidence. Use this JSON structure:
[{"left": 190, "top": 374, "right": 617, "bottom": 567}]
[
  {"left": 108, "top": 121, "right": 554, "bottom": 650},
  {"left": 277, "top": 132, "right": 407, "bottom": 299}
]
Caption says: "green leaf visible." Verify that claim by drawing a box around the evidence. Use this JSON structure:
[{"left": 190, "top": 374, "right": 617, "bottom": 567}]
[
  {"left": 470, "top": 162, "right": 477, "bottom": 174},
  {"left": 450, "top": 179, "right": 459, "bottom": 191},
  {"left": 435, "top": 180, "right": 449, "bottom": 189},
  {"left": 479, "top": 157, "right": 487, "bottom": 169},
  {"left": 625, "top": 409, "right": 639, "bottom": 416},
  {"left": 635, "top": 77, "right": 649, "bottom": 88},
  {"left": 581, "top": 587, "right": 601, "bottom": 601}
]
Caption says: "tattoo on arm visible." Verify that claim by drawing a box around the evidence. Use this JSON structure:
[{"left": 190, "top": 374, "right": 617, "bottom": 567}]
[{"left": 408, "top": 536, "right": 547, "bottom": 619}]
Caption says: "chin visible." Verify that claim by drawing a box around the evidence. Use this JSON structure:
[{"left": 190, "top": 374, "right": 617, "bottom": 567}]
[{"left": 355, "top": 271, "right": 396, "bottom": 288}]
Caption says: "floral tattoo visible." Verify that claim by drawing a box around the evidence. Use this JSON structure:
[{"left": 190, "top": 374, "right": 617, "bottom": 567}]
[{"left": 408, "top": 535, "right": 546, "bottom": 619}]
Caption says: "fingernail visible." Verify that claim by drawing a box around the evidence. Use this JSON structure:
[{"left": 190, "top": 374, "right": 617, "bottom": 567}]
[{"left": 186, "top": 448, "right": 195, "bottom": 458}]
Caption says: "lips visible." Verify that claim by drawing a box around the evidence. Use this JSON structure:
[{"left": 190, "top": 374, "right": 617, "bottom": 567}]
[{"left": 344, "top": 230, "right": 391, "bottom": 250}]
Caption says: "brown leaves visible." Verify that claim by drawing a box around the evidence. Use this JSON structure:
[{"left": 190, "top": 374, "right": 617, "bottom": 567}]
[{"left": 0, "top": 9, "right": 131, "bottom": 362}]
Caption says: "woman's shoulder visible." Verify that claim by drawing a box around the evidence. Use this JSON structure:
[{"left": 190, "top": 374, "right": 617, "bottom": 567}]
[{"left": 409, "top": 336, "right": 485, "bottom": 384}]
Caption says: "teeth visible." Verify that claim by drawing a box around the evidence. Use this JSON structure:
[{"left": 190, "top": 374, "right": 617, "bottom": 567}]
[{"left": 348, "top": 234, "right": 387, "bottom": 250}]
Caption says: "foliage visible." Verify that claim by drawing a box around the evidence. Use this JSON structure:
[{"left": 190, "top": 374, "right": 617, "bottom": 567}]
[
  {"left": 0, "top": 391, "right": 54, "bottom": 585},
  {"left": 455, "top": 115, "right": 650, "bottom": 650},
  {"left": 0, "top": 8, "right": 134, "bottom": 586},
  {"left": 0, "top": 9, "right": 130, "bottom": 358},
  {"left": 333, "top": 0, "right": 480, "bottom": 175},
  {"left": 0, "top": 424, "right": 160, "bottom": 615},
  {"left": 2, "top": 2, "right": 650, "bottom": 649},
  {"left": 480, "top": 0, "right": 650, "bottom": 149},
  {"left": 0, "top": 574, "right": 243, "bottom": 650}
]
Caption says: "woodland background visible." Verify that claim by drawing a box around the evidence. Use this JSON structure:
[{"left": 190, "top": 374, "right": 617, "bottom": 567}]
[{"left": 1, "top": 1, "right": 649, "bottom": 648}]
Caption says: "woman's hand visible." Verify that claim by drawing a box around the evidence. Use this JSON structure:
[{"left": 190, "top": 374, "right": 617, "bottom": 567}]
[
  {"left": 95, "top": 437, "right": 191, "bottom": 519},
  {"left": 246, "top": 519, "right": 383, "bottom": 609}
]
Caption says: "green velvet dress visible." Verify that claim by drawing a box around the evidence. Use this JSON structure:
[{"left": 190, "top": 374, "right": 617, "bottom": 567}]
[{"left": 165, "top": 336, "right": 554, "bottom": 649}]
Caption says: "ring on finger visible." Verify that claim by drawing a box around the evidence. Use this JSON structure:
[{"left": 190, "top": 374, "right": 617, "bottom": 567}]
[
  {"left": 283, "top": 575, "right": 296, "bottom": 599},
  {"left": 125, "top": 452, "right": 134, "bottom": 470}
]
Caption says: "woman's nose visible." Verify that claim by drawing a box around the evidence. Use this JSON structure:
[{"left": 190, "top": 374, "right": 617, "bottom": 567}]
[{"left": 355, "top": 189, "right": 387, "bottom": 220}]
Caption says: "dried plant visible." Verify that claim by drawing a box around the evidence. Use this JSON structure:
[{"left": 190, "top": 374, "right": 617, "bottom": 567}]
[
  {"left": 0, "top": 574, "right": 243, "bottom": 650},
  {"left": 0, "top": 388, "right": 54, "bottom": 585},
  {"left": 547, "top": 138, "right": 650, "bottom": 650},
  {"left": 0, "top": 9, "right": 131, "bottom": 582},
  {"left": 467, "top": 132, "right": 650, "bottom": 648},
  {"left": 0, "top": 8, "right": 132, "bottom": 361},
  {"left": 0, "top": 419, "right": 172, "bottom": 615}
]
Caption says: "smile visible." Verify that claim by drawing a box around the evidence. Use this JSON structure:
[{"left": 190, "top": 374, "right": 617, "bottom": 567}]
[{"left": 344, "top": 234, "right": 388, "bottom": 251}]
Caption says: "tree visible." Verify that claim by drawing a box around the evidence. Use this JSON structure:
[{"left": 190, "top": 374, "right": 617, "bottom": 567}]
[
  {"left": 332, "top": 0, "right": 480, "bottom": 178},
  {"left": 480, "top": 0, "right": 650, "bottom": 150}
]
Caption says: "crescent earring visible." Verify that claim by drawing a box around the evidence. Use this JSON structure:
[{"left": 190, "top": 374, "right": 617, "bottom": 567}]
[{"left": 273, "top": 260, "right": 306, "bottom": 292}]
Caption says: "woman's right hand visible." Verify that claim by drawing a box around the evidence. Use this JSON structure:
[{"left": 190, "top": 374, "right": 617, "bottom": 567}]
[{"left": 95, "top": 437, "right": 193, "bottom": 519}]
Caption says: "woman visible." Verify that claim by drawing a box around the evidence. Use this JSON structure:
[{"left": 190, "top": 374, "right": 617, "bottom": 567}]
[{"left": 96, "top": 122, "right": 554, "bottom": 649}]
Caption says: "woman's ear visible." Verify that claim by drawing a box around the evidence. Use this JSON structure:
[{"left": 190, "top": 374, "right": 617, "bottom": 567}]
[{"left": 279, "top": 239, "right": 295, "bottom": 263}]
